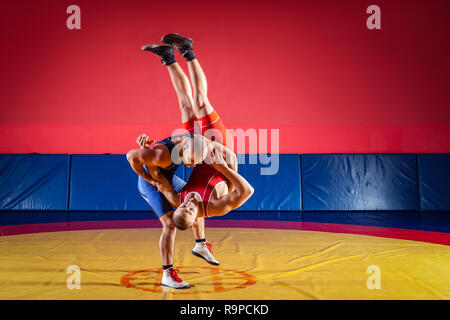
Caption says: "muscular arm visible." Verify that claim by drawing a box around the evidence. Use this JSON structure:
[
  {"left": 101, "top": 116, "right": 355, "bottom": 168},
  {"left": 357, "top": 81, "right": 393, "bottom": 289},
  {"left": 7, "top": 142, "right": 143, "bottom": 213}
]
[
  {"left": 207, "top": 140, "right": 238, "bottom": 193},
  {"left": 126, "top": 147, "right": 172, "bottom": 184},
  {"left": 207, "top": 161, "right": 254, "bottom": 217},
  {"left": 212, "top": 141, "right": 237, "bottom": 172},
  {"left": 155, "top": 185, "right": 181, "bottom": 208},
  {"left": 146, "top": 167, "right": 182, "bottom": 208},
  {"left": 193, "top": 134, "right": 237, "bottom": 171},
  {"left": 127, "top": 146, "right": 181, "bottom": 207},
  {"left": 127, "top": 134, "right": 182, "bottom": 207}
]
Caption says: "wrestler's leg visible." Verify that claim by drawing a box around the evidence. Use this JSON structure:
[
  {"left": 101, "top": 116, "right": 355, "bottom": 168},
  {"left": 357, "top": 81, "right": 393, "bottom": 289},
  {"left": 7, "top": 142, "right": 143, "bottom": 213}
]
[
  {"left": 188, "top": 57, "right": 232, "bottom": 149},
  {"left": 160, "top": 34, "right": 214, "bottom": 119},
  {"left": 159, "top": 212, "right": 176, "bottom": 266},
  {"left": 159, "top": 212, "right": 190, "bottom": 288},
  {"left": 138, "top": 174, "right": 189, "bottom": 288},
  {"left": 186, "top": 59, "right": 214, "bottom": 118},
  {"left": 138, "top": 175, "right": 177, "bottom": 267},
  {"left": 170, "top": 173, "right": 210, "bottom": 258},
  {"left": 192, "top": 217, "right": 206, "bottom": 240},
  {"left": 167, "top": 38, "right": 229, "bottom": 147},
  {"left": 166, "top": 63, "right": 197, "bottom": 123},
  {"left": 141, "top": 44, "right": 196, "bottom": 123},
  {"left": 191, "top": 217, "right": 220, "bottom": 266},
  {"left": 189, "top": 200, "right": 217, "bottom": 265}
]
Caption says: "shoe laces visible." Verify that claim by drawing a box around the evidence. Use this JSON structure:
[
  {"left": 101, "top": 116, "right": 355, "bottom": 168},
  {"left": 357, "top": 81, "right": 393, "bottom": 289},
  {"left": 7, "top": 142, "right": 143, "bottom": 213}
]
[
  {"left": 204, "top": 241, "right": 214, "bottom": 253},
  {"left": 170, "top": 41, "right": 190, "bottom": 54},
  {"left": 168, "top": 268, "right": 183, "bottom": 283},
  {"left": 171, "top": 42, "right": 182, "bottom": 51}
]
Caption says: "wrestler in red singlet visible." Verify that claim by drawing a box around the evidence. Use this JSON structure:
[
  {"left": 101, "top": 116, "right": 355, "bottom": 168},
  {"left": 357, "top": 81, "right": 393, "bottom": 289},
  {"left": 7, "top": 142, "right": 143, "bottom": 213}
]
[
  {"left": 182, "top": 110, "right": 230, "bottom": 148},
  {"left": 180, "top": 163, "right": 227, "bottom": 217},
  {"left": 180, "top": 109, "right": 231, "bottom": 214}
]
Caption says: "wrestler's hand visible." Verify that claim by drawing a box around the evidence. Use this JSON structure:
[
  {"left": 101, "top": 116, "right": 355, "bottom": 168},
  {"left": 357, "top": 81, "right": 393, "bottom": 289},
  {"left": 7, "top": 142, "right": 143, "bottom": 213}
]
[
  {"left": 209, "top": 147, "right": 227, "bottom": 170},
  {"left": 136, "top": 134, "right": 155, "bottom": 149}
]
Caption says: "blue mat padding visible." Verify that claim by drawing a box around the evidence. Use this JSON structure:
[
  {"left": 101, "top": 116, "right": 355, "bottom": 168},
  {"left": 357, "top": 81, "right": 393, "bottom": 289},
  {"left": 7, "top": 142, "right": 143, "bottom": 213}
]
[
  {"left": 1, "top": 153, "right": 449, "bottom": 232},
  {"left": 236, "top": 154, "right": 301, "bottom": 211},
  {"left": 69, "top": 155, "right": 149, "bottom": 211},
  {"left": 0, "top": 154, "right": 69, "bottom": 210},
  {"left": 301, "top": 154, "right": 419, "bottom": 211},
  {"left": 418, "top": 154, "right": 450, "bottom": 211}
]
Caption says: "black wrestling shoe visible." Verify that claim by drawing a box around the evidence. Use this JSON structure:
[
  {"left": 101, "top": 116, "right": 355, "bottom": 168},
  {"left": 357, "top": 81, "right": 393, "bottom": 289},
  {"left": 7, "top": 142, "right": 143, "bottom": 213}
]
[
  {"left": 141, "top": 44, "right": 176, "bottom": 65},
  {"left": 161, "top": 33, "right": 194, "bottom": 58}
]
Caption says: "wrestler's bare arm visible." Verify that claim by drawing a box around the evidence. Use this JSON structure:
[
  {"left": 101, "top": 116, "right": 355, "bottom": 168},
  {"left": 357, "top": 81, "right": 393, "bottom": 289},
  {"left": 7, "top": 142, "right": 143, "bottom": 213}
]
[
  {"left": 152, "top": 176, "right": 181, "bottom": 208},
  {"left": 207, "top": 151, "right": 254, "bottom": 217},
  {"left": 215, "top": 143, "right": 237, "bottom": 193},
  {"left": 128, "top": 134, "right": 181, "bottom": 207},
  {"left": 205, "top": 139, "right": 238, "bottom": 193},
  {"left": 192, "top": 134, "right": 237, "bottom": 171},
  {"left": 211, "top": 141, "right": 237, "bottom": 172},
  {"left": 126, "top": 134, "right": 173, "bottom": 185}
]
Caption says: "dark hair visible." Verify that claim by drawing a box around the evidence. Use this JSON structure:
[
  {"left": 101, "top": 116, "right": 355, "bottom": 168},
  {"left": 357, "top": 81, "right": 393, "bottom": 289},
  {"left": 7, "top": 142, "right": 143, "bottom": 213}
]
[{"left": 173, "top": 210, "right": 190, "bottom": 230}]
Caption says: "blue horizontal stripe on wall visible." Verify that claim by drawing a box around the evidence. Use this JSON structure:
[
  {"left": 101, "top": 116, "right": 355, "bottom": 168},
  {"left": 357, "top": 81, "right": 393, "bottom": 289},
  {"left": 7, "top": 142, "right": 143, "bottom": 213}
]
[
  {"left": 418, "top": 154, "right": 450, "bottom": 211},
  {"left": 0, "top": 154, "right": 69, "bottom": 211},
  {"left": 1, "top": 153, "right": 449, "bottom": 224},
  {"left": 236, "top": 154, "right": 302, "bottom": 211},
  {"left": 69, "top": 154, "right": 150, "bottom": 211},
  {"left": 68, "top": 154, "right": 185, "bottom": 211},
  {"left": 186, "top": 154, "right": 302, "bottom": 211},
  {"left": 301, "top": 154, "right": 420, "bottom": 211}
]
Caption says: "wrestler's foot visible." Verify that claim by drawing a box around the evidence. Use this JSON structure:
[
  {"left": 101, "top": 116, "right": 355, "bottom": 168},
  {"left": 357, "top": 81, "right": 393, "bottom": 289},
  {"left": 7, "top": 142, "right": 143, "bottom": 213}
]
[
  {"left": 192, "top": 241, "right": 220, "bottom": 266},
  {"left": 141, "top": 44, "right": 176, "bottom": 65},
  {"left": 161, "top": 33, "right": 195, "bottom": 60},
  {"left": 161, "top": 268, "right": 190, "bottom": 289}
]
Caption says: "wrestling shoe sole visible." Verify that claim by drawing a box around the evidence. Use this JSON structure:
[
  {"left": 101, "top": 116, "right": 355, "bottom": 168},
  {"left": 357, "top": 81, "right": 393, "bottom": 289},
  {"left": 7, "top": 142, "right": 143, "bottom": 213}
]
[{"left": 191, "top": 250, "right": 220, "bottom": 266}]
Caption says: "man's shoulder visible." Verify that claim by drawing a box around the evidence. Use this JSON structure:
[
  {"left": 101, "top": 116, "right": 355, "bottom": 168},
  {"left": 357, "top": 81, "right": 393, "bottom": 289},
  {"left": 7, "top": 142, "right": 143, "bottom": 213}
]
[{"left": 150, "top": 144, "right": 173, "bottom": 166}]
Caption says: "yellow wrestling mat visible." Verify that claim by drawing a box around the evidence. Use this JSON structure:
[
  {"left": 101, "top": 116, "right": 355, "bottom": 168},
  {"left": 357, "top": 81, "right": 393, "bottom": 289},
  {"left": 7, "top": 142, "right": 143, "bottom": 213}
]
[{"left": 1, "top": 227, "right": 449, "bottom": 300}]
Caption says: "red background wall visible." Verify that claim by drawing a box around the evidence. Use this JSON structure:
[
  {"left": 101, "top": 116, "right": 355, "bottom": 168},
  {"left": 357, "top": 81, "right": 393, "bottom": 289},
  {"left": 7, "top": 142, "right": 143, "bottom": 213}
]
[{"left": 0, "top": 0, "right": 449, "bottom": 154}]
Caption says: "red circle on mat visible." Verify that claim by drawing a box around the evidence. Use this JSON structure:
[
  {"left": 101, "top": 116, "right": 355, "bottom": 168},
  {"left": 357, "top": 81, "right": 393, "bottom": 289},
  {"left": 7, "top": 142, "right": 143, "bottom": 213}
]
[{"left": 121, "top": 266, "right": 256, "bottom": 294}]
